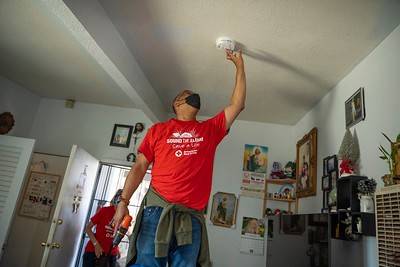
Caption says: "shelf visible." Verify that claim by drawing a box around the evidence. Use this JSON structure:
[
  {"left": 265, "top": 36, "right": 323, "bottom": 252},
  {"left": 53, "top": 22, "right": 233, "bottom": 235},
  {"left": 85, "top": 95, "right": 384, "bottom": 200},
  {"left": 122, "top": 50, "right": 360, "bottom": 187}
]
[
  {"left": 266, "top": 197, "right": 296, "bottom": 203},
  {"left": 266, "top": 178, "right": 296, "bottom": 185}
]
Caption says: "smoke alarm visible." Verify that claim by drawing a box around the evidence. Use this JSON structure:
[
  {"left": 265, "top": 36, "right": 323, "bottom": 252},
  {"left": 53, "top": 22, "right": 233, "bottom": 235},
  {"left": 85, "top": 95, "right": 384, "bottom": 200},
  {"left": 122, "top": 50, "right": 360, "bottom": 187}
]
[{"left": 216, "top": 37, "right": 236, "bottom": 51}]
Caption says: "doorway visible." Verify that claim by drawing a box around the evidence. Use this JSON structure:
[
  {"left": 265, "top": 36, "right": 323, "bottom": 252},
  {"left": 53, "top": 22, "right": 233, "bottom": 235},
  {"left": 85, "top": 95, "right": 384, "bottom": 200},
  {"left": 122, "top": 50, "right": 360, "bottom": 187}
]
[{"left": 76, "top": 163, "right": 150, "bottom": 267}]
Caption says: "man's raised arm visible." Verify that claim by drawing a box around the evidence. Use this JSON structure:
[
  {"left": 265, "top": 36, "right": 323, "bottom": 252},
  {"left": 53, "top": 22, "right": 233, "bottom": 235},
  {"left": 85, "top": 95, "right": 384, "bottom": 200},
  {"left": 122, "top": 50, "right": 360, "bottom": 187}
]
[{"left": 224, "top": 49, "right": 246, "bottom": 129}]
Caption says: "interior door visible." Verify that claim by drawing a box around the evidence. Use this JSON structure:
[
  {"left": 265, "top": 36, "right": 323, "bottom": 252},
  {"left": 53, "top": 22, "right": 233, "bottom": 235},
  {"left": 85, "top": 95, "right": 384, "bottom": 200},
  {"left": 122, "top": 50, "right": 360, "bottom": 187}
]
[
  {"left": 40, "top": 145, "right": 99, "bottom": 267},
  {"left": 0, "top": 135, "right": 35, "bottom": 258}
]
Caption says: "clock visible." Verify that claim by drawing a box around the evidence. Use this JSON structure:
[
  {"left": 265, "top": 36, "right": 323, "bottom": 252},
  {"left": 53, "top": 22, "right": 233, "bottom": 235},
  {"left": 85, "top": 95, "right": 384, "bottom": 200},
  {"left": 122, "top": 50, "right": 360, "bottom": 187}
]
[{"left": 0, "top": 112, "right": 15, "bottom": 134}]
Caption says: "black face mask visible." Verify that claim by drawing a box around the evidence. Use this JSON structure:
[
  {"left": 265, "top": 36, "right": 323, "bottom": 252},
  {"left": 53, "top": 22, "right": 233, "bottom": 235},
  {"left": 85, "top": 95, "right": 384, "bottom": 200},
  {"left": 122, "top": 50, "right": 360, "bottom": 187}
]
[{"left": 185, "top": 93, "right": 201, "bottom": 109}]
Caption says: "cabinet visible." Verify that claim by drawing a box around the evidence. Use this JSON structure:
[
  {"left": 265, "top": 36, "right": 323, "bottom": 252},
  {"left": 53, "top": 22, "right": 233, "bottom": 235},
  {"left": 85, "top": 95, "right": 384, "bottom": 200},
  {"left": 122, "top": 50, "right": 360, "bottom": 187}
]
[{"left": 330, "top": 175, "right": 376, "bottom": 240}]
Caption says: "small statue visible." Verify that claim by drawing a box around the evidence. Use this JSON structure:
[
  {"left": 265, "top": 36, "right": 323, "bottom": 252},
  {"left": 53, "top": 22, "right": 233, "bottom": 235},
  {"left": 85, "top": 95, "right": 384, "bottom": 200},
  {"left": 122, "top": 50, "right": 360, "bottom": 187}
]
[
  {"left": 283, "top": 161, "right": 296, "bottom": 179},
  {"left": 270, "top": 162, "right": 284, "bottom": 179}
]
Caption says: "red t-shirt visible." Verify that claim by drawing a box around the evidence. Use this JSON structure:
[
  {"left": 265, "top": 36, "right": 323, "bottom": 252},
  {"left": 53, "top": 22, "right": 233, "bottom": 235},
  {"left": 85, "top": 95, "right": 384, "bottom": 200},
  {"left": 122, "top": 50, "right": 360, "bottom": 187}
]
[
  {"left": 85, "top": 206, "right": 119, "bottom": 256},
  {"left": 138, "top": 111, "right": 228, "bottom": 210}
]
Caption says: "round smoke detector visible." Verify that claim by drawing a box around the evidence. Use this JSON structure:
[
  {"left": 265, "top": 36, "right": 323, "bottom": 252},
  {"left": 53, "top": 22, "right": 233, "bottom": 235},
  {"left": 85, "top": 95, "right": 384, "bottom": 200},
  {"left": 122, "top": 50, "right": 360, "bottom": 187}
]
[{"left": 216, "top": 37, "right": 236, "bottom": 51}]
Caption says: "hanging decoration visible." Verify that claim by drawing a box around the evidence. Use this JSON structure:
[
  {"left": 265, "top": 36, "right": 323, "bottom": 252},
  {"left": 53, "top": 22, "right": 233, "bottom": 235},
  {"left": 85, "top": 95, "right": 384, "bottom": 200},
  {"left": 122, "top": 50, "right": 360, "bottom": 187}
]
[{"left": 72, "top": 165, "right": 88, "bottom": 213}]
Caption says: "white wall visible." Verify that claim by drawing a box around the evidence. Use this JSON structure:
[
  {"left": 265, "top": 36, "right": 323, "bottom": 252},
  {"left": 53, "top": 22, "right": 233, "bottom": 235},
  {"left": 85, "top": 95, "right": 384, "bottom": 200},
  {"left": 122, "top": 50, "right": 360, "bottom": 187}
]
[
  {"left": 29, "top": 99, "right": 153, "bottom": 162},
  {"left": 208, "top": 119, "right": 295, "bottom": 267},
  {"left": 0, "top": 75, "right": 41, "bottom": 137},
  {"left": 294, "top": 24, "right": 400, "bottom": 267}
]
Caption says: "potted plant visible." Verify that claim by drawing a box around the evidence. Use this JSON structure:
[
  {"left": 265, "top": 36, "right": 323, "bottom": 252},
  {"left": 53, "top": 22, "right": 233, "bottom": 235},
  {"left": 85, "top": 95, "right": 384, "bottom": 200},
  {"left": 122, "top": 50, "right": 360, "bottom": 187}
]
[
  {"left": 379, "top": 132, "right": 400, "bottom": 186},
  {"left": 357, "top": 178, "right": 377, "bottom": 213}
]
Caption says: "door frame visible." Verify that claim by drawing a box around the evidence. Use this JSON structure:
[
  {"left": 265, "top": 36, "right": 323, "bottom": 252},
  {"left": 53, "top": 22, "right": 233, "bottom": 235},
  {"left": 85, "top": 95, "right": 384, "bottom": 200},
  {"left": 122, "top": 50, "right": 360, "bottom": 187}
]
[{"left": 74, "top": 162, "right": 132, "bottom": 267}]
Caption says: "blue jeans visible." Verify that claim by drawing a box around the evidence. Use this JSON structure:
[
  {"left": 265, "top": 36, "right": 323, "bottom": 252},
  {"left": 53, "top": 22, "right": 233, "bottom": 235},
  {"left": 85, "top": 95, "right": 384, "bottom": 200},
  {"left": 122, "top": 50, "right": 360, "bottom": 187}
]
[
  {"left": 82, "top": 252, "right": 117, "bottom": 267},
  {"left": 130, "top": 206, "right": 201, "bottom": 267}
]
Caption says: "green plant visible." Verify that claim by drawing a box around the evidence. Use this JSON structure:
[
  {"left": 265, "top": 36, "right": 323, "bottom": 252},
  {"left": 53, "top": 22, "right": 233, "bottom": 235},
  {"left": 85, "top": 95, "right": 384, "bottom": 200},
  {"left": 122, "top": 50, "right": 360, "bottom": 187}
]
[{"left": 379, "top": 132, "right": 396, "bottom": 175}]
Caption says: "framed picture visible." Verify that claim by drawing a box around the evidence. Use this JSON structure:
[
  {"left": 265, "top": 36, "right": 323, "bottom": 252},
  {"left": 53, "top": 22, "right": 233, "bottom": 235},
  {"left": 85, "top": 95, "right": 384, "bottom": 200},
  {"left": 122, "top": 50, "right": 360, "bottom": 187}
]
[
  {"left": 19, "top": 171, "right": 61, "bottom": 220},
  {"left": 345, "top": 87, "right": 366, "bottom": 128},
  {"left": 394, "top": 142, "right": 400, "bottom": 177},
  {"left": 110, "top": 124, "right": 133, "bottom": 148},
  {"left": 242, "top": 144, "right": 269, "bottom": 173},
  {"left": 296, "top": 128, "right": 318, "bottom": 198},
  {"left": 327, "top": 155, "right": 338, "bottom": 173},
  {"left": 321, "top": 175, "right": 331, "bottom": 191},
  {"left": 210, "top": 192, "right": 238, "bottom": 228}
]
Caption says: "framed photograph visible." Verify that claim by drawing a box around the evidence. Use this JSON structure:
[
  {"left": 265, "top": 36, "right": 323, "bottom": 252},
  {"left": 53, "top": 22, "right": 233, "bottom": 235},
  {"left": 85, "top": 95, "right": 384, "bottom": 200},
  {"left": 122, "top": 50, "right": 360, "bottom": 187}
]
[
  {"left": 296, "top": 128, "right": 318, "bottom": 198},
  {"left": 210, "top": 192, "right": 238, "bottom": 228},
  {"left": 243, "top": 144, "right": 269, "bottom": 173},
  {"left": 321, "top": 175, "right": 331, "bottom": 191},
  {"left": 327, "top": 155, "right": 338, "bottom": 173},
  {"left": 19, "top": 171, "right": 61, "bottom": 220},
  {"left": 110, "top": 124, "right": 133, "bottom": 148},
  {"left": 345, "top": 87, "right": 366, "bottom": 128}
]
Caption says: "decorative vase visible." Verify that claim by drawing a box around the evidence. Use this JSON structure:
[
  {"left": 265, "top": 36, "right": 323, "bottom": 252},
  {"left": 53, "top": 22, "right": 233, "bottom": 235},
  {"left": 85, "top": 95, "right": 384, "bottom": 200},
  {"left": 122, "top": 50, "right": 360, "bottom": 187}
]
[{"left": 359, "top": 195, "right": 374, "bottom": 213}]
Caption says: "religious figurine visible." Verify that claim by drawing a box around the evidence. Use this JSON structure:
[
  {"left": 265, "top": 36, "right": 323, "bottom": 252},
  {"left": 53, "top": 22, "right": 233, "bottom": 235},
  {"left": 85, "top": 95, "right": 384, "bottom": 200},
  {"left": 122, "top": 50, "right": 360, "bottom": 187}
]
[
  {"left": 283, "top": 161, "right": 296, "bottom": 179},
  {"left": 270, "top": 162, "right": 284, "bottom": 179}
]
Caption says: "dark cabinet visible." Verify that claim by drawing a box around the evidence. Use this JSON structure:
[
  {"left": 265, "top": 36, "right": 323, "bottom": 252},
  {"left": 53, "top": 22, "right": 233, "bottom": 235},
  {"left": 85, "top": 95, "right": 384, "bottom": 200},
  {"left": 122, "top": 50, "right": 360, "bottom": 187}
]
[{"left": 330, "top": 175, "right": 376, "bottom": 240}]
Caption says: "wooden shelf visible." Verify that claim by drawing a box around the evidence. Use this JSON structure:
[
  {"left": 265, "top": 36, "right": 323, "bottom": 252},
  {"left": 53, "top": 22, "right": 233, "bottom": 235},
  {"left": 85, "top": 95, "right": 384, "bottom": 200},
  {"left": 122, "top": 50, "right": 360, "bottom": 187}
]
[
  {"left": 263, "top": 177, "right": 299, "bottom": 216},
  {"left": 266, "top": 197, "right": 296, "bottom": 203},
  {"left": 266, "top": 178, "right": 296, "bottom": 185}
]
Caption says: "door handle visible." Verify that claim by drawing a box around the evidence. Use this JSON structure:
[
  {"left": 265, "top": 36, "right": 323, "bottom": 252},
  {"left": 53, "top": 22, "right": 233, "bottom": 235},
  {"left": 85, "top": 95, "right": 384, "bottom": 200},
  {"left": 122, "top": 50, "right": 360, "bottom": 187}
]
[
  {"left": 41, "top": 242, "right": 50, "bottom": 247},
  {"left": 50, "top": 242, "right": 62, "bottom": 249},
  {"left": 53, "top": 218, "right": 63, "bottom": 225}
]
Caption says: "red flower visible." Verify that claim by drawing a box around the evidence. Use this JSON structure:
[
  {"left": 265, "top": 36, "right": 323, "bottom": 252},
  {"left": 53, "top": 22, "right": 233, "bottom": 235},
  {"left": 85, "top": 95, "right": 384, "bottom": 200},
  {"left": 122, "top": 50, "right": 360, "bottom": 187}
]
[{"left": 340, "top": 159, "right": 354, "bottom": 175}]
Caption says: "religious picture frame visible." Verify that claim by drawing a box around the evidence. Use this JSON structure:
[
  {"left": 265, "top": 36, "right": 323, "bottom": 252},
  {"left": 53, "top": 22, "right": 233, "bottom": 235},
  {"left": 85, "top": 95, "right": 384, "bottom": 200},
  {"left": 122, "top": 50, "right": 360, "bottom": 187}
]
[
  {"left": 210, "top": 192, "right": 238, "bottom": 228},
  {"left": 296, "top": 127, "right": 318, "bottom": 198}
]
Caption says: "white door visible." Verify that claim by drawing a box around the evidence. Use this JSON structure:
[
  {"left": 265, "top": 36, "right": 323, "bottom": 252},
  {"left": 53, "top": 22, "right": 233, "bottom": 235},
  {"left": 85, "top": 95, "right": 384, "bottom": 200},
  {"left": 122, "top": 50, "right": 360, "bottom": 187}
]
[
  {"left": 0, "top": 135, "right": 35, "bottom": 259},
  {"left": 40, "top": 145, "right": 99, "bottom": 267}
]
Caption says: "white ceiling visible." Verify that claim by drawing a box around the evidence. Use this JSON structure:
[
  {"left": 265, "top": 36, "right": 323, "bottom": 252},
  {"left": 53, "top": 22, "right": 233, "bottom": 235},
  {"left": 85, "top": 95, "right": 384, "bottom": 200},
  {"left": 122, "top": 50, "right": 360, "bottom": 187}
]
[
  {"left": 0, "top": 0, "right": 134, "bottom": 108},
  {"left": 99, "top": 0, "right": 400, "bottom": 124},
  {"left": 1, "top": 1, "right": 400, "bottom": 125}
]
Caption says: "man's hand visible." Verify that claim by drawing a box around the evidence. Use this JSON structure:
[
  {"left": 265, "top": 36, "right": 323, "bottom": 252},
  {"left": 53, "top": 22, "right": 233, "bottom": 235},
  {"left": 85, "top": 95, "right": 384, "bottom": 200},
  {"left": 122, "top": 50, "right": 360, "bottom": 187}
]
[
  {"left": 112, "top": 202, "right": 129, "bottom": 236},
  {"left": 94, "top": 242, "right": 104, "bottom": 258},
  {"left": 226, "top": 49, "right": 244, "bottom": 70}
]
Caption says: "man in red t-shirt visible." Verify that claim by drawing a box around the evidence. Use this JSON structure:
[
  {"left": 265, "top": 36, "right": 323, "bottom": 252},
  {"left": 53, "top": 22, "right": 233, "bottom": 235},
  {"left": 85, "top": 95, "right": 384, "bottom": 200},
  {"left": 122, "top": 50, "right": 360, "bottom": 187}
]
[
  {"left": 113, "top": 49, "right": 245, "bottom": 267},
  {"left": 84, "top": 190, "right": 122, "bottom": 267}
]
